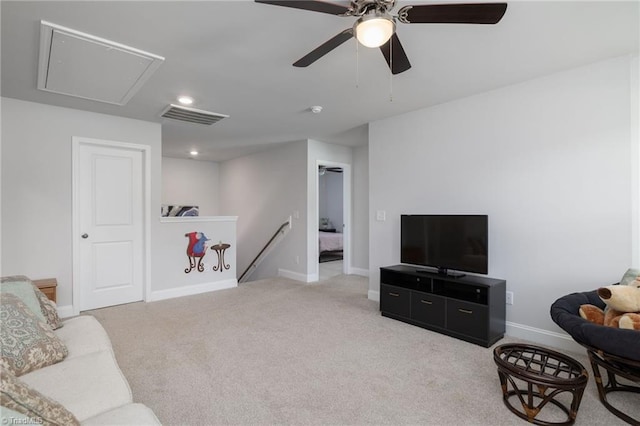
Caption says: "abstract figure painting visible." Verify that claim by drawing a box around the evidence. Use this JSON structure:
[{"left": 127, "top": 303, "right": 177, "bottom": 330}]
[
  {"left": 162, "top": 205, "right": 199, "bottom": 217},
  {"left": 184, "top": 231, "right": 209, "bottom": 273}
]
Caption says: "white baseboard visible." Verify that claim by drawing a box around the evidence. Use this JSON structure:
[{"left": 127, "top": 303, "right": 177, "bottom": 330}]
[
  {"left": 278, "top": 268, "right": 318, "bottom": 283},
  {"left": 506, "top": 321, "right": 584, "bottom": 356},
  {"left": 149, "top": 279, "right": 237, "bottom": 302},
  {"left": 368, "top": 290, "right": 380, "bottom": 302},
  {"left": 349, "top": 267, "right": 369, "bottom": 277},
  {"left": 57, "top": 305, "right": 75, "bottom": 319}
]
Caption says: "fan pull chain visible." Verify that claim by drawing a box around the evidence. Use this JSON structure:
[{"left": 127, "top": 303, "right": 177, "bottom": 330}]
[{"left": 355, "top": 39, "right": 359, "bottom": 88}]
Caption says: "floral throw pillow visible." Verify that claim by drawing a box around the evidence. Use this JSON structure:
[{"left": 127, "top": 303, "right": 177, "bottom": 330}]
[
  {"left": 31, "top": 286, "right": 62, "bottom": 330},
  {"left": 0, "top": 370, "right": 79, "bottom": 426},
  {"left": 0, "top": 294, "right": 68, "bottom": 376},
  {"left": 0, "top": 276, "right": 47, "bottom": 324}
]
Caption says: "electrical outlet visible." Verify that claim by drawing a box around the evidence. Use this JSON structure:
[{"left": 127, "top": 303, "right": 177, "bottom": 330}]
[
  {"left": 295, "top": 256, "right": 299, "bottom": 264},
  {"left": 376, "top": 210, "right": 386, "bottom": 221},
  {"left": 506, "top": 291, "right": 514, "bottom": 305}
]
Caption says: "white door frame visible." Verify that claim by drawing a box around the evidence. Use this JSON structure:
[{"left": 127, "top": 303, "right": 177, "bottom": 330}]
[
  {"left": 315, "top": 160, "right": 351, "bottom": 276},
  {"left": 71, "top": 137, "right": 151, "bottom": 315}
]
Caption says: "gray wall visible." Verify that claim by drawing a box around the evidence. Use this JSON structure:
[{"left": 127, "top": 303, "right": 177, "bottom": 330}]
[
  {"left": 219, "top": 140, "right": 308, "bottom": 281},
  {"left": 1, "top": 98, "right": 162, "bottom": 309},
  {"left": 218, "top": 138, "right": 367, "bottom": 282},
  {"left": 352, "top": 144, "right": 369, "bottom": 272},
  {"left": 368, "top": 56, "right": 639, "bottom": 346},
  {"left": 162, "top": 157, "right": 220, "bottom": 216}
]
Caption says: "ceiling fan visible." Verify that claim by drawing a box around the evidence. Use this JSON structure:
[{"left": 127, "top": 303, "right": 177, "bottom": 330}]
[{"left": 255, "top": 0, "right": 507, "bottom": 74}]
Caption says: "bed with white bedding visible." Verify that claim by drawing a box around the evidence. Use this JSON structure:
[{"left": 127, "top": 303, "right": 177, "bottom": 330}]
[
  {"left": 319, "top": 231, "right": 343, "bottom": 262},
  {"left": 319, "top": 231, "right": 343, "bottom": 253}
]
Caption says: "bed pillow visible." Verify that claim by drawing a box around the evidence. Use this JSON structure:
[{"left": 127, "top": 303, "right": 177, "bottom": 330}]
[
  {"left": 0, "top": 370, "right": 79, "bottom": 426},
  {"left": 0, "top": 276, "right": 47, "bottom": 324},
  {"left": 0, "top": 294, "right": 68, "bottom": 376}
]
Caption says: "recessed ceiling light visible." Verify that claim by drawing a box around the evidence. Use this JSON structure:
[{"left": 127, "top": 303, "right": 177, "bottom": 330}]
[
  {"left": 178, "top": 96, "right": 194, "bottom": 105},
  {"left": 310, "top": 105, "right": 323, "bottom": 113},
  {"left": 190, "top": 150, "right": 198, "bottom": 156}
]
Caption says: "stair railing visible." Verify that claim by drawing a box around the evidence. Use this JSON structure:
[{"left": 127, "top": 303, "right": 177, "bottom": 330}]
[{"left": 239, "top": 217, "right": 291, "bottom": 283}]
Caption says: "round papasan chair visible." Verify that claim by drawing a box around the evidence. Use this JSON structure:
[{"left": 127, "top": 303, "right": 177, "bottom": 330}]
[{"left": 551, "top": 289, "right": 640, "bottom": 425}]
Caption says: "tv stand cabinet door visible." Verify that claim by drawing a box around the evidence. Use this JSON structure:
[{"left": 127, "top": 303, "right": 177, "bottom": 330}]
[
  {"left": 411, "top": 292, "right": 445, "bottom": 328},
  {"left": 380, "top": 284, "right": 410, "bottom": 318},
  {"left": 446, "top": 300, "right": 488, "bottom": 341}
]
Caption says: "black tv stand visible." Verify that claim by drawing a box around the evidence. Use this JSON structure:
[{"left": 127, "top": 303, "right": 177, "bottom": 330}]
[{"left": 380, "top": 265, "right": 506, "bottom": 347}]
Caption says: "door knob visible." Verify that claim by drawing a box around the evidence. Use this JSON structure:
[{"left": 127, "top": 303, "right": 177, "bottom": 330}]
[{"left": 81, "top": 233, "right": 89, "bottom": 239}]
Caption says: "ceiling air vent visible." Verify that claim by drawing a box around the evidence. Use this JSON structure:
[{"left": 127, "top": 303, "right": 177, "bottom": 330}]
[{"left": 160, "top": 104, "right": 229, "bottom": 125}]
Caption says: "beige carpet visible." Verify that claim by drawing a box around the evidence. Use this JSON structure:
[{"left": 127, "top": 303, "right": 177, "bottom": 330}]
[{"left": 87, "top": 275, "right": 638, "bottom": 425}]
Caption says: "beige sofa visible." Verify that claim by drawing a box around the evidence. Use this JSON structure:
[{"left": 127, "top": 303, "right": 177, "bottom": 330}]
[
  {"left": 1, "top": 275, "right": 159, "bottom": 425},
  {"left": 15, "top": 314, "right": 160, "bottom": 425}
]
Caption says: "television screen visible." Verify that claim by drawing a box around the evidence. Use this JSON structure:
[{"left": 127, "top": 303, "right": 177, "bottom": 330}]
[{"left": 401, "top": 215, "right": 488, "bottom": 275}]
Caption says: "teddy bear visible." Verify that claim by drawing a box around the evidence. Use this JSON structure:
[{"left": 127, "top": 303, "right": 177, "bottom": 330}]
[{"left": 579, "top": 275, "right": 640, "bottom": 330}]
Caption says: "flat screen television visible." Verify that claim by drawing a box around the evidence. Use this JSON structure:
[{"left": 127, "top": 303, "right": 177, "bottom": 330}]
[{"left": 401, "top": 215, "right": 488, "bottom": 276}]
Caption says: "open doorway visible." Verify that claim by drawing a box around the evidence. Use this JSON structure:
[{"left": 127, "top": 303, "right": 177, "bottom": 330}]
[{"left": 317, "top": 163, "right": 348, "bottom": 280}]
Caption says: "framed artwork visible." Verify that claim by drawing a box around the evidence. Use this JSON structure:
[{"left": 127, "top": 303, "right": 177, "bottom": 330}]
[{"left": 162, "top": 205, "right": 199, "bottom": 217}]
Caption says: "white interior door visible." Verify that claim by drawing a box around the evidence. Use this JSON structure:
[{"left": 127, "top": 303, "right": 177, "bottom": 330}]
[{"left": 76, "top": 141, "right": 145, "bottom": 311}]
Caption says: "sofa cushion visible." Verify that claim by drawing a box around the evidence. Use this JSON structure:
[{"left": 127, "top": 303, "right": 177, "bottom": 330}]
[
  {"left": 55, "top": 316, "right": 112, "bottom": 360},
  {"left": 0, "top": 294, "right": 68, "bottom": 376},
  {"left": 0, "top": 276, "right": 46, "bottom": 324},
  {"left": 20, "top": 350, "right": 133, "bottom": 422},
  {"left": 0, "top": 370, "right": 79, "bottom": 426},
  {"left": 81, "top": 403, "right": 161, "bottom": 425}
]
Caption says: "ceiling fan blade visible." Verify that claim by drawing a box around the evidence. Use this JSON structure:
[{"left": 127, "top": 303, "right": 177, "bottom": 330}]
[
  {"left": 293, "top": 28, "right": 353, "bottom": 67},
  {"left": 397, "top": 3, "right": 507, "bottom": 24},
  {"left": 380, "top": 33, "right": 411, "bottom": 75},
  {"left": 255, "top": 0, "right": 349, "bottom": 15}
]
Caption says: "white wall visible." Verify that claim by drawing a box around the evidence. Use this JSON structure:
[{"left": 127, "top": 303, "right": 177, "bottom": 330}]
[
  {"left": 1, "top": 98, "right": 162, "bottom": 311},
  {"left": 219, "top": 140, "right": 307, "bottom": 281},
  {"left": 631, "top": 55, "right": 639, "bottom": 267},
  {"left": 352, "top": 144, "right": 369, "bottom": 272},
  {"left": 152, "top": 217, "right": 237, "bottom": 298},
  {"left": 162, "top": 157, "right": 220, "bottom": 216},
  {"left": 369, "top": 56, "right": 638, "bottom": 349}
]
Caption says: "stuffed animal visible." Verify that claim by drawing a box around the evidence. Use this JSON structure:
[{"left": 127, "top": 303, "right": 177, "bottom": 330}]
[{"left": 579, "top": 275, "right": 640, "bottom": 331}]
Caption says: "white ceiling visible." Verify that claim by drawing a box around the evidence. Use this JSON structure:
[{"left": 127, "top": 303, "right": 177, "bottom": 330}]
[{"left": 2, "top": 1, "right": 638, "bottom": 162}]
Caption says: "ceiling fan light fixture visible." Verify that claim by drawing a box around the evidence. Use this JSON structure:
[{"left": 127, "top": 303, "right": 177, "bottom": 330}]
[{"left": 354, "top": 12, "right": 395, "bottom": 48}]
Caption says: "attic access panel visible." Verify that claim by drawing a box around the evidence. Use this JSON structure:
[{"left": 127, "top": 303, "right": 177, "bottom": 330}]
[{"left": 37, "top": 21, "right": 164, "bottom": 105}]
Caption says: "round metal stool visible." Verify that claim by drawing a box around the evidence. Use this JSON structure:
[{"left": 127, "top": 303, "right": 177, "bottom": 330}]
[{"left": 494, "top": 344, "right": 588, "bottom": 425}]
